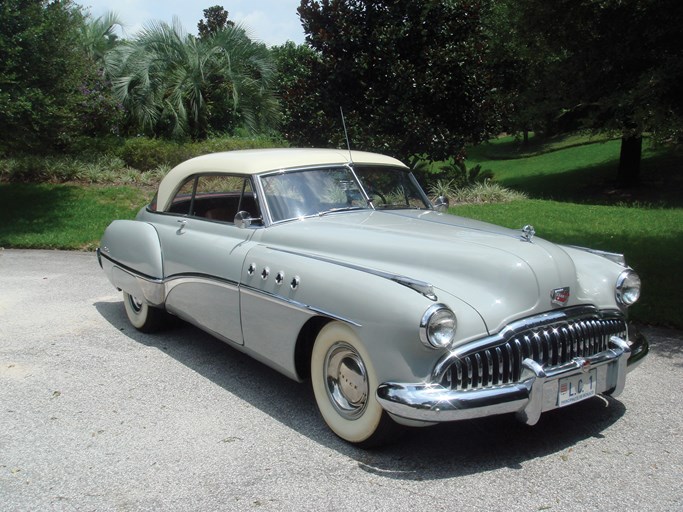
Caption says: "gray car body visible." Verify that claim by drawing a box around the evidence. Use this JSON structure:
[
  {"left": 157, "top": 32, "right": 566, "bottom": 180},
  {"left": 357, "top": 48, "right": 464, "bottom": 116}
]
[{"left": 99, "top": 148, "right": 645, "bottom": 428}]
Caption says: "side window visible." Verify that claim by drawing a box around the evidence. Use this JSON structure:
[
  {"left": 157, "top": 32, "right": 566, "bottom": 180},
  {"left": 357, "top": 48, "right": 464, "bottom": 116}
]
[
  {"left": 168, "top": 174, "right": 261, "bottom": 225},
  {"left": 167, "top": 177, "right": 196, "bottom": 215}
]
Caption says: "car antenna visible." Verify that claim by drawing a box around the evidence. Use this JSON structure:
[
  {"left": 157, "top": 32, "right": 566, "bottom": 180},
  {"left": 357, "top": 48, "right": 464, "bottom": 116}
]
[{"left": 340, "top": 106, "right": 354, "bottom": 167}]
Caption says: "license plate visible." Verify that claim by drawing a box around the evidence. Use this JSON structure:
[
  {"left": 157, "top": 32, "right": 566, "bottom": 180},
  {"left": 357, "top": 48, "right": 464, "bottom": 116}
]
[{"left": 558, "top": 369, "right": 597, "bottom": 407}]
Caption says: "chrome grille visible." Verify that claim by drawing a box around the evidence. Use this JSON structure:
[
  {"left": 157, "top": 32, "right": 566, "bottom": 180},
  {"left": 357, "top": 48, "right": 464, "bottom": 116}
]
[{"left": 440, "top": 314, "right": 627, "bottom": 390}]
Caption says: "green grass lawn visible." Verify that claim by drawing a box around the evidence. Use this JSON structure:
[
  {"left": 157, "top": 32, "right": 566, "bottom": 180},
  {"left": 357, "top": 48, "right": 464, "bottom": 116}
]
[
  {"left": 0, "top": 184, "right": 149, "bottom": 250},
  {"left": 468, "top": 134, "right": 682, "bottom": 206}
]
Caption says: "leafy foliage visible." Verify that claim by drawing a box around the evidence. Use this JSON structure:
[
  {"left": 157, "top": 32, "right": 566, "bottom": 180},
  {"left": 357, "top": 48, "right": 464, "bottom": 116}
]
[
  {"left": 0, "top": 0, "right": 93, "bottom": 153},
  {"left": 0, "top": 2, "right": 128, "bottom": 155},
  {"left": 429, "top": 179, "right": 525, "bottom": 204},
  {"left": 0, "top": 135, "right": 285, "bottom": 181},
  {"left": 117, "top": 134, "right": 285, "bottom": 171},
  {"left": 487, "top": 0, "right": 683, "bottom": 185},
  {"left": 271, "top": 42, "right": 328, "bottom": 146},
  {"left": 295, "top": 0, "right": 499, "bottom": 162},
  {"left": 198, "top": 5, "right": 235, "bottom": 39},
  {"left": 106, "top": 19, "right": 278, "bottom": 139},
  {"left": 80, "top": 10, "right": 122, "bottom": 62},
  {"left": 415, "top": 159, "right": 494, "bottom": 193}
]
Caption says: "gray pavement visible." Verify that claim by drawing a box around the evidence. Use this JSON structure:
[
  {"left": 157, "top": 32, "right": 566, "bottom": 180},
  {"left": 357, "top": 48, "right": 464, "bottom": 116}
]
[{"left": 0, "top": 248, "right": 681, "bottom": 511}]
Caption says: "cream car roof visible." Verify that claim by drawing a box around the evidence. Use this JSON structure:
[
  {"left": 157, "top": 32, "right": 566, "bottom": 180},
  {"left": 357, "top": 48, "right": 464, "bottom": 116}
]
[{"left": 156, "top": 148, "right": 408, "bottom": 211}]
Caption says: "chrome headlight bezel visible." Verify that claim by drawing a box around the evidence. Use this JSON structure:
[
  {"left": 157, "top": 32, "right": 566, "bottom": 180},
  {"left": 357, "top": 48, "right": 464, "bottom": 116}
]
[
  {"left": 420, "top": 303, "right": 457, "bottom": 349},
  {"left": 616, "top": 269, "right": 641, "bottom": 307}
]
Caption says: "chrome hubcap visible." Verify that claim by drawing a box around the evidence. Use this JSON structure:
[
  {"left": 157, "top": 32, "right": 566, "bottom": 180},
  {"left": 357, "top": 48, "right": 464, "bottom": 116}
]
[
  {"left": 324, "top": 342, "right": 369, "bottom": 420},
  {"left": 128, "top": 295, "right": 143, "bottom": 313}
]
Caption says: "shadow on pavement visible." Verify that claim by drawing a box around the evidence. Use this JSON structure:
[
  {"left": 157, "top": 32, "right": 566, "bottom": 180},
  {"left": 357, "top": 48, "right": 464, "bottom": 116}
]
[
  {"left": 95, "top": 299, "right": 627, "bottom": 481},
  {"left": 642, "top": 326, "right": 683, "bottom": 368}
]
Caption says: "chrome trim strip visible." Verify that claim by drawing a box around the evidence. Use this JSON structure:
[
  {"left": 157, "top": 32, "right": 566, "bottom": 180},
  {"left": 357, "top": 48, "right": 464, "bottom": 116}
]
[
  {"left": 104, "top": 258, "right": 361, "bottom": 328},
  {"left": 240, "top": 285, "right": 362, "bottom": 327},
  {"left": 164, "top": 275, "right": 240, "bottom": 295},
  {"left": 376, "top": 335, "right": 633, "bottom": 425},
  {"left": 566, "top": 245, "right": 627, "bottom": 266},
  {"left": 268, "top": 247, "right": 437, "bottom": 300},
  {"left": 99, "top": 251, "right": 159, "bottom": 282}
]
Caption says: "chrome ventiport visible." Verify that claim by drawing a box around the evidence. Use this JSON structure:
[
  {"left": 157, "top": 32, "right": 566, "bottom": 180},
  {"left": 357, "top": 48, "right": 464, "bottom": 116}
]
[
  {"left": 290, "top": 276, "right": 300, "bottom": 290},
  {"left": 247, "top": 263, "right": 256, "bottom": 276},
  {"left": 275, "top": 271, "right": 285, "bottom": 285},
  {"left": 261, "top": 267, "right": 270, "bottom": 280}
]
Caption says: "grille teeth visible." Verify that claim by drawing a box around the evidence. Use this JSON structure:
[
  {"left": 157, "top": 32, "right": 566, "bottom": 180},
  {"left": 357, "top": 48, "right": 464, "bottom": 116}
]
[{"left": 442, "top": 317, "right": 627, "bottom": 391}]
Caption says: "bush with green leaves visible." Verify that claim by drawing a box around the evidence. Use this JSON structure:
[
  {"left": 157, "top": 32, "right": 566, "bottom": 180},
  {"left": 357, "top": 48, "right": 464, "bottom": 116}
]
[
  {"left": 415, "top": 159, "right": 495, "bottom": 191},
  {"left": 120, "top": 135, "right": 286, "bottom": 171},
  {"left": 119, "top": 138, "right": 189, "bottom": 171},
  {"left": 0, "top": 135, "right": 287, "bottom": 182},
  {"left": 452, "top": 182, "right": 527, "bottom": 204}
]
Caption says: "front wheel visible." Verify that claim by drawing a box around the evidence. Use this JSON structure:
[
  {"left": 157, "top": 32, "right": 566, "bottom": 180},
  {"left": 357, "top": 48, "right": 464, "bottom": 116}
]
[
  {"left": 122, "top": 291, "right": 166, "bottom": 333},
  {"left": 310, "top": 321, "right": 402, "bottom": 447}
]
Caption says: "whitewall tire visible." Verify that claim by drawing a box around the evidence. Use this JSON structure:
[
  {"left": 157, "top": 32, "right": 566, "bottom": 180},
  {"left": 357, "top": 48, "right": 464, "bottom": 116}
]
[
  {"left": 122, "top": 291, "right": 166, "bottom": 333},
  {"left": 310, "top": 321, "right": 401, "bottom": 447}
]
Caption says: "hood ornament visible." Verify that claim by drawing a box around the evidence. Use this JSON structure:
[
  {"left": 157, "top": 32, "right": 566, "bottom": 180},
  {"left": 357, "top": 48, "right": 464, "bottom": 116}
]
[{"left": 521, "top": 224, "right": 536, "bottom": 243}]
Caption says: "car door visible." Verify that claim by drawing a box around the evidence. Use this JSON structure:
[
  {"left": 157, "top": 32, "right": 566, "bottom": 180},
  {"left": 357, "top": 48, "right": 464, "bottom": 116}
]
[{"left": 153, "top": 173, "right": 262, "bottom": 345}]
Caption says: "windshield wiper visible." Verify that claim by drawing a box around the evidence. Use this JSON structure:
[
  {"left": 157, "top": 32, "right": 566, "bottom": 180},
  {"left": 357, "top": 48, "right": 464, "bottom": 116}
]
[
  {"left": 374, "top": 204, "right": 417, "bottom": 210},
  {"left": 318, "top": 206, "right": 367, "bottom": 217}
]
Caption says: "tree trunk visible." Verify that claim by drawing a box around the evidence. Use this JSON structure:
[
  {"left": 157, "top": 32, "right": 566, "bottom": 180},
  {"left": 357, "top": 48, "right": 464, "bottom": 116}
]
[{"left": 617, "top": 135, "right": 642, "bottom": 187}]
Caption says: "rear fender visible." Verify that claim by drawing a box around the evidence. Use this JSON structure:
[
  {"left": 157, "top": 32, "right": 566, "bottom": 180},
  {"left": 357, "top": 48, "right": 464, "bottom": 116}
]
[{"left": 99, "top": 220, "right": 165, "bottom": 306}]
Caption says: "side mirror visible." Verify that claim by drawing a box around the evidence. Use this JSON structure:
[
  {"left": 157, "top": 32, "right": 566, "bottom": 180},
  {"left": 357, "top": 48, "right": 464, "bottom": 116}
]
[
  {"left": 434, "top": 196, "right": 450, "bottom": 213},
  {"left": 234, "top": 211, "right": 253, "bottom": 229}
]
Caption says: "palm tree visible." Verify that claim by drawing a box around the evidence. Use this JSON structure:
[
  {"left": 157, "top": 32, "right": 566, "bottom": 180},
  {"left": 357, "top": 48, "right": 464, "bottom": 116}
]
[
  {"left": 81, "top": 11, "right": 123, "bottom": 63},
  {"left": 106, "top": 18, "right": 278, "bottom": 138}
]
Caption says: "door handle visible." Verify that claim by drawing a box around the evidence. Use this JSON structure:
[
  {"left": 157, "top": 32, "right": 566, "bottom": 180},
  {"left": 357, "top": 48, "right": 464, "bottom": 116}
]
[{"left": 176, "top": 219, "right": 187, "bottom": 234}]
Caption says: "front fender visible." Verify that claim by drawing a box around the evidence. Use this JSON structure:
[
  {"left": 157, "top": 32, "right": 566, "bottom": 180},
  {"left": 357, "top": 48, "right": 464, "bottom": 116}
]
[{"left": 240, "top": 245, "right": 488, "bottom": 383}]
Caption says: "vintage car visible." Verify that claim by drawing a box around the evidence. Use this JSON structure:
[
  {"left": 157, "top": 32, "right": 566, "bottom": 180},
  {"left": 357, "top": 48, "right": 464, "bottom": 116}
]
[{"left": 98, "top": 148, "right": 648, "bottom": 446}]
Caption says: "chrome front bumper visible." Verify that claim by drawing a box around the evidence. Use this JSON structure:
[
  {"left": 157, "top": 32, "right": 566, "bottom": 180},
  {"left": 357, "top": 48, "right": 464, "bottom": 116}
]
[{"left": 376, "top": 335, "right": 648, "bottom": 425}]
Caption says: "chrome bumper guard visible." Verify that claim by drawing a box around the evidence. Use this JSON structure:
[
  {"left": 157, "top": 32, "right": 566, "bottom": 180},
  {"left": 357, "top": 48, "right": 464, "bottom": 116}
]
[{"left": 377, "top": 335, "right": 647, "bottom": 425}]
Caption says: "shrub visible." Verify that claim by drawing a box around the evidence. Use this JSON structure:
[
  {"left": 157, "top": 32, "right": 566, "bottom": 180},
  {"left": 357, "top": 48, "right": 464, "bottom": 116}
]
[
  {"left": 120, "top": 138, "right": 189, "bottom": 171},
  {"left": 120, "top": 135, "right": 286, "bottom": 171},
  {"left": 451, "top": 182, "right": 527, "bottom": 204},
  {"left": 428, "top": 179, "right": 457, "bottom": 200},
  {"left": 64, "top": 135, "right": 125, "bottom": 158},
  {"left": 415, "top": 158, "right": 495, "bottom": 191},
  {"left": 0, "top": 134, "right": 287, "bottom": 183}
]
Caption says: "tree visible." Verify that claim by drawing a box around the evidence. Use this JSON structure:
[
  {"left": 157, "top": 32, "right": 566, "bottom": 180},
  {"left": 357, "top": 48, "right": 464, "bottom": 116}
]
[
  {"left": 483, "top": 1, "right": 555, "bottom": 143},
  {"left": 493, "top": 0, "right": 683, "bottom": 186},
  {"left": 271, "top": 42, "right": 328, "bottom": 146},
  {"left": 107, "top": 19, "right": 278, "bottom": 139},
  {"left": 296, "top": 0, "right": 499, "bottom": 163},
  {"left": 0, "top": 0, "right": 92, "bottom": 153},
  {"left": 198, "top": 5, "right": 234, "bottom": 39},
  {"left": 81, "top": 10, "right": 123, "bottom": 63}
]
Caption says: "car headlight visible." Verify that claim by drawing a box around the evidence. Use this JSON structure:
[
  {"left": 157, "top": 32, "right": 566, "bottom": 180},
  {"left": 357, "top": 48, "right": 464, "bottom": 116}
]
[
  {"left": 420, "top": 304, "right": 457, "bottom": 349},
  {"left": 616, "top": 270, "right": 641, "bottom": 307}
]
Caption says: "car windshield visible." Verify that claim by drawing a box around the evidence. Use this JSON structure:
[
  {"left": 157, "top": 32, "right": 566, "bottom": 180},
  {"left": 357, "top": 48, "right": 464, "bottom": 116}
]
[{"left": 259, "top": 165, "right": 430, "bottom": 222}]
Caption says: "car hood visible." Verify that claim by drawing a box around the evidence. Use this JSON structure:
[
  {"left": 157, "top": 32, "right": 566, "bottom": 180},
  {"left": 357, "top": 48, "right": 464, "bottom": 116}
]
[{"left": 260, "top": 210, "right": 582, "bottom": 333}]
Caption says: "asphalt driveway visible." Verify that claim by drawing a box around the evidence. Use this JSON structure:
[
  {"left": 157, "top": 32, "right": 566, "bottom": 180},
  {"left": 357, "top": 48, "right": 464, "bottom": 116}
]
[{"left": 1, "top": 249, "right": 681, "bottom": 511}]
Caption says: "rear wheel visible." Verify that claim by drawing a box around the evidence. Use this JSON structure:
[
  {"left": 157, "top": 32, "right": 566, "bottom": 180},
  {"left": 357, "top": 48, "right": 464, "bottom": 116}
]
[
  {"left": 122, "top": 292, "right": 166, "bottom": 333},
  {"left": 310, "top": 321, "right": 402, "bottom": 447}
]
